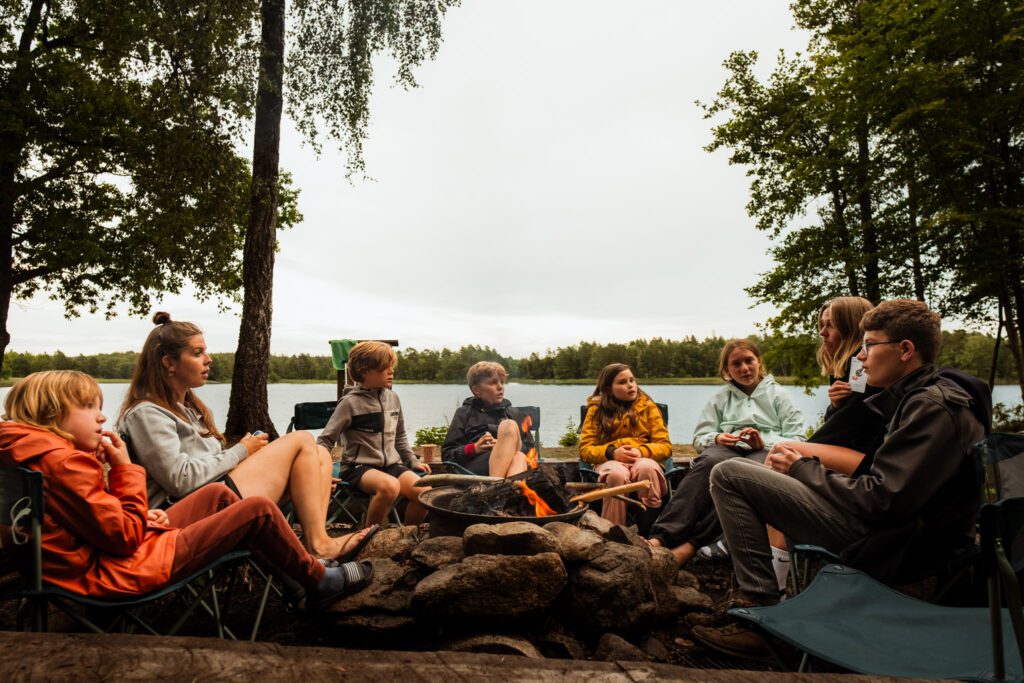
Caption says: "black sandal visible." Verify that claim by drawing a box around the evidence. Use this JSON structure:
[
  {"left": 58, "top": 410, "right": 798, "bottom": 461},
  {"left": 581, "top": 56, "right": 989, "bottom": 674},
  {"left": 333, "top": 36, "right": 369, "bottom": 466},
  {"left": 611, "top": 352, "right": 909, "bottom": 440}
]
[
  {"left": 336, "top": 524, "right": 380, "bottom": 564},
  {"left": 309, "top": 560, "right": 375, "bottom": 613}
]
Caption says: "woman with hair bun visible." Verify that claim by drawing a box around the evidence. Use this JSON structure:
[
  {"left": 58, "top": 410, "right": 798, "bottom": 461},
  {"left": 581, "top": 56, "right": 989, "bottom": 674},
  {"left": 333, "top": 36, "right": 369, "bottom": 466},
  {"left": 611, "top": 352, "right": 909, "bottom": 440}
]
[{"left": 117, "top": 312, "right": 372, "bottom": 561}]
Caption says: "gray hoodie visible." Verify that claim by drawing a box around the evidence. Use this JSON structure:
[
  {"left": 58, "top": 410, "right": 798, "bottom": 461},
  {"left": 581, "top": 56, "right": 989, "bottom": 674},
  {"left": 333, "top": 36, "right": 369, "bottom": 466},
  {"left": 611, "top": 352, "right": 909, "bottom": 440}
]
[
  {"left": 317, "top": 386, "right": 421, "bottom": 470},
  {"left": 118, "top": 401, "right": 248, "bottom": 508}
]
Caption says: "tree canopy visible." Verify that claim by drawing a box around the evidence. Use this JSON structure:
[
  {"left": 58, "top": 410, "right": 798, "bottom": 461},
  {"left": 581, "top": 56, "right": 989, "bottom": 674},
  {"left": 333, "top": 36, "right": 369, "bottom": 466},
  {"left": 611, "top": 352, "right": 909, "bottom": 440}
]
[{"left": 704, "top": 0, "right": 1024, "bottom": 398}]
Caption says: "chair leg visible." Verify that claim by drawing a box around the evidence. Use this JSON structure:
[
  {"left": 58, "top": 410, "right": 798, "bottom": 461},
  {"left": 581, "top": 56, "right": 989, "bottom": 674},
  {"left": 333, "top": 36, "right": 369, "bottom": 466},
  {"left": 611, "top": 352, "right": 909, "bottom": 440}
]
[{"left": 251, "top": 574, "right": 275, "bottom": 641}]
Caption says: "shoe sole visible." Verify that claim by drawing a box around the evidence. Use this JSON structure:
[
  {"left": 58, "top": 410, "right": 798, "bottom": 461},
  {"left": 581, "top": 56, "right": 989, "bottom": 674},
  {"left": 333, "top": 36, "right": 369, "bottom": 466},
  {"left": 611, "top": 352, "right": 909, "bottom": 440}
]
[{"left": 690, "top": 626, "right": 778, "bottom": 664}]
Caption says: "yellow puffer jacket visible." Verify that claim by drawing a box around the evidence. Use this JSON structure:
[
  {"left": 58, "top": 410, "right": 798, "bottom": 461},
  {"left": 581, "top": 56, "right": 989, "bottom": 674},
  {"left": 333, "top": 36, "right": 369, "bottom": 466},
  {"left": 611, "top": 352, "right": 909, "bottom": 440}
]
[{"left": 579, "top": 393, "right": 672, "bottom": 466}]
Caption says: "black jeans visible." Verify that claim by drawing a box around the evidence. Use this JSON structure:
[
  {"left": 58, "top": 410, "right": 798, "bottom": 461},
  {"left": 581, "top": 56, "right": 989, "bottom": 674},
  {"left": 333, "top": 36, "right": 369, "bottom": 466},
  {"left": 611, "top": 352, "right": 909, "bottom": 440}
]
[{"left": 648, "top": 443, "right": 767, "bottom": 548}]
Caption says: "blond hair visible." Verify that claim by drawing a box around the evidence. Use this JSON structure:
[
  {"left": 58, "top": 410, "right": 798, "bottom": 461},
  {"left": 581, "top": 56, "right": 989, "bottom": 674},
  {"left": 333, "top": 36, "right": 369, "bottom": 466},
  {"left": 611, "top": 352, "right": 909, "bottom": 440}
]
[
  {"left": 4, "top": 371, "right": 102, "bottom": 444},
  {"left": 348, "top": 341, "right": 398, "bottom": 382},
  {"left": 816, "top": 296, "right": 875, "bottom": 377},
  {"left": 466, "top": 361, "right": 508, "bottom": 387},
  {"left": 717, "top": 339, "right": 767, "bottom": 382}
]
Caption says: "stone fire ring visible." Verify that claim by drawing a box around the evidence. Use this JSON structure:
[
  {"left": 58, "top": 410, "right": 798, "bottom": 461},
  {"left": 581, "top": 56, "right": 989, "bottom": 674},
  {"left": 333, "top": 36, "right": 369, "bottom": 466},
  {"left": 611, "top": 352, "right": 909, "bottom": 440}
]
[{"left": 418, "top": 486, "right": 588, "bottom": 537}]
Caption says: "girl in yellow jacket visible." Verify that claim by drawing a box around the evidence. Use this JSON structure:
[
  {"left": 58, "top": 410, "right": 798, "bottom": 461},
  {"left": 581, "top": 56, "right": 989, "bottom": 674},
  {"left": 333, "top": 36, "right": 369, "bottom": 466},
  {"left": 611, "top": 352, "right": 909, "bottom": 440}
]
[{"left": 579, "top": 363, "right": 671, "bottom": 524}]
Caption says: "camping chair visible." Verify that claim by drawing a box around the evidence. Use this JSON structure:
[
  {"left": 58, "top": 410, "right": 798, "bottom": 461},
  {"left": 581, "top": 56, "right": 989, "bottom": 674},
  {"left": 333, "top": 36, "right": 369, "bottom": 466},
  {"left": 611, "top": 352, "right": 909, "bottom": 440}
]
[
  {"left": 727, "top": 495, "right": 1024, "bottom": 680},
  {"left": 444, "top": 406, "right": 542, "bottom": 476},
  {"left": 0, "top": 465, "right": 250, "bottom": 638},
  {"left": 283, "top": 400, "right": 397, "bottom": 526}
]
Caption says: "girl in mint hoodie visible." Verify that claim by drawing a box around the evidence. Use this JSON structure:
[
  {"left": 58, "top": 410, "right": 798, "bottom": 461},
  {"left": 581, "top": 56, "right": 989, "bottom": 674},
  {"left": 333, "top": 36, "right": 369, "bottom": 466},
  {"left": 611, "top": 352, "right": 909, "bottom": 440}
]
[{"left": 648, "top": 339, "right": 805, "bottom": 566}]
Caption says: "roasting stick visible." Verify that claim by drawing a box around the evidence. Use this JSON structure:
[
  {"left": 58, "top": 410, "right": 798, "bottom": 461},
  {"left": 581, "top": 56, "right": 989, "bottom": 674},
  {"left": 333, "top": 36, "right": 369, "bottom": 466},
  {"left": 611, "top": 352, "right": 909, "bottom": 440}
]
[
  {"left": 569, "top": 480, "right": 650, "bottom": 503},
  {"left": 414, "top": 474, "right": 501, "bottom": 487},
  {"left": 614, "top": 494, "right": 646, "bottom": 511}
]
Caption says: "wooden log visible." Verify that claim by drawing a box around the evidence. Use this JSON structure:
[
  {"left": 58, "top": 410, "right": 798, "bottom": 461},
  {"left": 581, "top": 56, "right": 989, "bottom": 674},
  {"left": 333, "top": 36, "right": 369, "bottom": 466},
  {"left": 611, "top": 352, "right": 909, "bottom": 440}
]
[
  {"left": 569, "top": 480, "right": 650, "bottom": 504},
  {"left": 415, "top": 474, "right": 501, "bottom": 488}
]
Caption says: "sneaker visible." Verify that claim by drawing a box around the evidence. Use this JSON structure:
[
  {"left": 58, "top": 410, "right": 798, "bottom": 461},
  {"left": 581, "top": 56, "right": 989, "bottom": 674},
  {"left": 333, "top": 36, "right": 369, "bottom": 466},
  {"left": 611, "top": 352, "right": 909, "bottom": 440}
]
[
  {"left": 683, "top": 589, "right": 760, "bottom": 629},
  {"left": 690, "top": 622, "right": 777, "bottom": 663},
  {"left": 696, "top": 539, "right": 729, "bottom": 561}
]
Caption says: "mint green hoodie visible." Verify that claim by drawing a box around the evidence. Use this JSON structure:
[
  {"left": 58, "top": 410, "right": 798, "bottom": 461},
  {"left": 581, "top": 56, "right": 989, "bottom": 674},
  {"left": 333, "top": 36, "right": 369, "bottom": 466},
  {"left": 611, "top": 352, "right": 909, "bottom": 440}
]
[{"left": 692, "top": 375, "right": 806, "bottom": 453}]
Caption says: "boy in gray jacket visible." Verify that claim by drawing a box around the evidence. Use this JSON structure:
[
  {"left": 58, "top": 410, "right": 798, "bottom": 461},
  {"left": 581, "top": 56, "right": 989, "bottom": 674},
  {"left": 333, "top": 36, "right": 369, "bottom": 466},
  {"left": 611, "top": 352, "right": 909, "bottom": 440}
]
[{"left": 317, "top": 342, "right": 430, "bottom": 526}]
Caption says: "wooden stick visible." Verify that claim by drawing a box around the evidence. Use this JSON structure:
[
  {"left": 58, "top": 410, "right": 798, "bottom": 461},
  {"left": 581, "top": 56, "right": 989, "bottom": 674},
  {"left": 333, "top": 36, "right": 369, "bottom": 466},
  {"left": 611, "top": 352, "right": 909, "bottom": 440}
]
[
  {"left": 614, "top": 494, "right": 646, "bottom": 511},
  {"left": 569, "top": 480, "right": 650, "bottom": 503},
  {"left": 414, "top": 474, "right": 501, "bottom": 488},
  {"left": 564, "top": 482, "right": 606, "bottom": 493}
]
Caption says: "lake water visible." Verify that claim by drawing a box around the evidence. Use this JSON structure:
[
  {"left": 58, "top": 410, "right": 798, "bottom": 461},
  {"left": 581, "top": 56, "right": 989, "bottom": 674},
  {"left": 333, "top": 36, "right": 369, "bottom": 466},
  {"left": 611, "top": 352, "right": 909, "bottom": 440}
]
[{"left": 6, "top": 381, "right": 1021, "bottom": 446}]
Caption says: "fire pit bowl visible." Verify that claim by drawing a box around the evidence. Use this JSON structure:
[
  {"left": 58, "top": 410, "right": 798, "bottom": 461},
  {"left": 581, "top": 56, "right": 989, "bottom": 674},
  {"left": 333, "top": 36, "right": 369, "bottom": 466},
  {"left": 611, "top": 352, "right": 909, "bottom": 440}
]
[{"left": 419, "top": 486, "right": 588, "bottom": 537}]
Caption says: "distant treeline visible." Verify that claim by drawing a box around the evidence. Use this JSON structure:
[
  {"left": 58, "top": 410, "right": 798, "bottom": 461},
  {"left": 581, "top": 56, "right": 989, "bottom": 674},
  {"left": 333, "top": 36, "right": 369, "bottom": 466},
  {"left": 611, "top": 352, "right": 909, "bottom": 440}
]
[{"left": 3, "top": 330, "right": 1017, "bottom": 385}]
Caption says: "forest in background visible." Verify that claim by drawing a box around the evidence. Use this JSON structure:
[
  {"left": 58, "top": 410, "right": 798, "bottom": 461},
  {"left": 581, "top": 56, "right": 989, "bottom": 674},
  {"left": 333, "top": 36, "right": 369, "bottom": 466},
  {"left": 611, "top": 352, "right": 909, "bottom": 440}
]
[{"left": 3, "top": 329, "right": 1016, "bottom": 387}]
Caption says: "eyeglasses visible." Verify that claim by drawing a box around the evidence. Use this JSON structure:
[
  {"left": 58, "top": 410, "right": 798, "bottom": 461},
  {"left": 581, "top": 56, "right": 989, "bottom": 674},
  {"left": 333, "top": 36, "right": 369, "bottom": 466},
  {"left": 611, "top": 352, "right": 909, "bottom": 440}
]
[{"left": 860, "top": 340, "right": 901, "bottom": 354}]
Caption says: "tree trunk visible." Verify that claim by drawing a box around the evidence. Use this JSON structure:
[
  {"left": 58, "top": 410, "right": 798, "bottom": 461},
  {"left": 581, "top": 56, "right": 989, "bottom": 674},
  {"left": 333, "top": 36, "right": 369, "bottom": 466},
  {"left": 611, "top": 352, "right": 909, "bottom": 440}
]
[
  {"left": 905, "top": 165, "right": 925, "bottom": 302},
  {"left": 225, "top": 0, "right": 285, "bottom": 439},
  {"left": 828, "top": 169, "right": 859, "bottom": 297},
  {"left": 855, "top": 124, "right": 880, "bottom": 302},
  {"left": 0, "top": 0, "right": 45, "bottom": 373}
]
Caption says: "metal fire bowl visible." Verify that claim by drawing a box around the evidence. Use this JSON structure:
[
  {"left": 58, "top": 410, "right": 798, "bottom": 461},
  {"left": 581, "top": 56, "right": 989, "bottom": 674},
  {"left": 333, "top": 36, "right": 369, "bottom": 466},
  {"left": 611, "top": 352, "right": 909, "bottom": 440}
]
[{"left": 418, "top": 486, "right": 588, "bottom": 538}]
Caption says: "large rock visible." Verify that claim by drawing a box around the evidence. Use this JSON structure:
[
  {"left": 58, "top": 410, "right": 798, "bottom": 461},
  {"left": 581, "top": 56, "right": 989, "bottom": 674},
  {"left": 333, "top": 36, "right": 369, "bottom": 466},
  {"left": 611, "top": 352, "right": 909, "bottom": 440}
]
[
  {"left": 675, "top": 569, "right": 700, "bottom": 590},
  {"left": 359, "top": 525, "right": 422, "bottom": 561},
  {"left": 328, "top": 558, "right": 417, "bottom": 615},
  {"left": 412, "top": 552, "right": 567, "bottom": 623},
  {"left": 673, "top": 586, "right": 714, "bottom": 612},
  {"left": 578, "top": 510, "right": 615, "bottom": 537},
  {"left": 410, "top": 536, "right": 464, "bottom": 570},
  {"left": 443, "top": 634, "right": 543, "bottom": 659},
  {"left": 542, "top": 522, "right": 604, "bottom": 562},
  {"left": 463, "top": 522, "right": 561, "bottom": 557},
  {"left": 562, "top": 542, "right": 657, "bottom": 635},
  {"left": 605, "top": 524, "right": 647, "bottom": 549},
  {"left": 648, "top": 544, "right": 679, "bottom": 584},
  {"left": 594, "top": 633, "right": 647, "bottom": 662}
]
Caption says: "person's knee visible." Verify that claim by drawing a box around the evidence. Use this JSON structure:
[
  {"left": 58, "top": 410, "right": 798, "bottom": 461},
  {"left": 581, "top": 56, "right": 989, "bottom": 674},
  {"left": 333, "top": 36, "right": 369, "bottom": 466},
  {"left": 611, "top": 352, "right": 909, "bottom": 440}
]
[
  {"left": 376, "top": 476, "right": 401, "bottom": 500},
  {"left": 709, "top": 457, "right": 749, "bottom": 490},
  {"left": 497, "top": 419, "right": 519, "bottom": 439},
  {"left": 602, "top": 465, "right": 629, "bottom": 486},
  {"left": 204, "top": 482, "right": 240, "bottom": 507},
  {"left": 237, "top": 495, "right": 278, "bottom": 519}
]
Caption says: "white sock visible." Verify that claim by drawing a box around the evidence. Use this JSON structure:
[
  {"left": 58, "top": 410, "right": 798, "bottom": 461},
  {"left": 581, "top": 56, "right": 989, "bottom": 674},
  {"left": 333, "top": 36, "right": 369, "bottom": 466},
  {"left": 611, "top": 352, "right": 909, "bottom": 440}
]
[{"left": 771, "top": 546, "right": 791, "bottom": 592}]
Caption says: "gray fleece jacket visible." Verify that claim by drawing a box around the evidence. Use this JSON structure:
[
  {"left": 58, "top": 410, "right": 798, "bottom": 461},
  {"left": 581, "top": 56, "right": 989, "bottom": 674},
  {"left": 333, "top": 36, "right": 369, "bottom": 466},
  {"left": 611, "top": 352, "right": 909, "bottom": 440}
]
[
  {"left": 118, "top": 401, "right": 248, "bottom": 508},
  {"left": 316, "top": 386, "right": 421, "bottom": 470}
]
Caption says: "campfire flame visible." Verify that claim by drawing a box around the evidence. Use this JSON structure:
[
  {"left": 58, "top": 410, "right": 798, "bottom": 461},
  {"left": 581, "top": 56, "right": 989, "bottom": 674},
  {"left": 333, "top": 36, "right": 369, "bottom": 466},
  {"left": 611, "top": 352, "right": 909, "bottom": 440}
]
[
  {"left": 516, "top": 481, "right": 557, "bottom": 517},
  {"left": 524, "top": 447, "right": 538, "bottom": 470},
  {"left": 520, "top": 415, "right": 533, "bottom": 433}
]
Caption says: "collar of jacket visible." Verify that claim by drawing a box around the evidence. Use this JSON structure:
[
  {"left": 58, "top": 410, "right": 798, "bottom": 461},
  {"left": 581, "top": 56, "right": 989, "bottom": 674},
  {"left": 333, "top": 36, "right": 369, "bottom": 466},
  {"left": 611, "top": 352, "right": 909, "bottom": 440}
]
[
  {"left": 724, "top": 375, "right": 777, "bottom": 400},
  {"left": 863, "top": 363, "right": 938, "bottom": 420},
  {"left": 464, "top": 397, "right": 512, "bottom": 412}
]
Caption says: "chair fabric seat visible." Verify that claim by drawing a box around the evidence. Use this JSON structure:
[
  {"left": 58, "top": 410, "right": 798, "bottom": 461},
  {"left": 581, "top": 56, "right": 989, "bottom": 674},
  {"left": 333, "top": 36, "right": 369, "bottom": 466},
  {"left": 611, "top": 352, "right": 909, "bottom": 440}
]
[
  {"left": 730, "top": 564, "right": 1023, "bottom": 681},
  {"left": 28, "top": 550, "right": 250, "bottom": 609}
]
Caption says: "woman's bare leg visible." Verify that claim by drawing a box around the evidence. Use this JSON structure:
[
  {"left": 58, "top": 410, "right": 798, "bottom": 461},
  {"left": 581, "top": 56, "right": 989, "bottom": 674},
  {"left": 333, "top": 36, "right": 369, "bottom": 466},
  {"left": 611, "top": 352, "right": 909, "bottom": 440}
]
[
  {"left": 230, "top": 430, "right": 351, "bottom": 558},
  {"left": 489, "top": 419, "right": 524, "bottom": 478},
  {"left": 398, "top": 470, "right": 429, "bottom": 525},
  {"left": 357, "top": 469, "right": 401, "bottom": 527}
]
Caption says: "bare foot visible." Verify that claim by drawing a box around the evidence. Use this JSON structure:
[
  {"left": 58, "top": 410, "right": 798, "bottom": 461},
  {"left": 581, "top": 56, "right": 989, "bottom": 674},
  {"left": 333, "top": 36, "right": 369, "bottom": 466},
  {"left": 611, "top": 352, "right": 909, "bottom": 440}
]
[
  {"left": 308, "top": 527, "right": 373, "bottom": 560},
  {"left": 671, "top": 542, "right": 697, "bottom": 567}
]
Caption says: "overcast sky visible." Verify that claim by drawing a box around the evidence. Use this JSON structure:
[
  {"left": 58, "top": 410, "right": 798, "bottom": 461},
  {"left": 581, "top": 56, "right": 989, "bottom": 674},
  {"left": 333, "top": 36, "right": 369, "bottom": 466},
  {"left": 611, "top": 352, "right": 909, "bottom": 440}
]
[{"left": 13, "top": 1, "right": 814, "bottom": 358}]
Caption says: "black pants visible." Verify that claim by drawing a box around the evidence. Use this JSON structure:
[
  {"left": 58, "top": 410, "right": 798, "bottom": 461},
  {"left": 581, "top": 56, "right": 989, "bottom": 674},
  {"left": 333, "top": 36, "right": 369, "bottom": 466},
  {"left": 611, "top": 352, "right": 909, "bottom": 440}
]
[{"left": 649, "top": 444, "right": 768, "bottom": 548}]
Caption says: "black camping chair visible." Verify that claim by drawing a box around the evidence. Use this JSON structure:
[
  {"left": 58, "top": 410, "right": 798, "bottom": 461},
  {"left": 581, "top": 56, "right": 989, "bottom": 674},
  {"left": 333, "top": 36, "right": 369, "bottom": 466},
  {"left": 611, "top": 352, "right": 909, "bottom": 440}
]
[
  {"left": 0, "top": 465, "right": 249, "bottom": 638},
  {"left": 444, "top": 405, "right": 542, "bottom": 476},
  {"left": 729, "top": 495, "right": 1024, "bottom": 680}
]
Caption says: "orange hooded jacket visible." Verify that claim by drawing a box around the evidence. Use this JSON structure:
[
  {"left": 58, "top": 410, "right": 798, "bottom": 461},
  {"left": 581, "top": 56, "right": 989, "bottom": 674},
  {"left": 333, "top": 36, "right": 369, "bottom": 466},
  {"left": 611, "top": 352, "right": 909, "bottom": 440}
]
[{"left": 0, "top": 422, "right": 179, "bottom": 597}]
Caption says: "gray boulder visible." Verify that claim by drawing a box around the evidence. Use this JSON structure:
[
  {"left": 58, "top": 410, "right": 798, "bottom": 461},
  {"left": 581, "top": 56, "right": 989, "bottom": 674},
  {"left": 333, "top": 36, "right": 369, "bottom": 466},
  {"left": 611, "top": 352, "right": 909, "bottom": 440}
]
[
  {"left": 542, "top": 521, "right": 604, "bottom": 562},
  {"left": 412, "top": 552, "right": 567, "bottom": 622},
  {"left": 578, "top": 509, "right": 615, "bottom": 537},
  {"left": 594, "top": 633, "right": 647, "bottom": 662},
  {"left": 463, "top": 522, "right": 561, "bottom": 556},
  {"left": 410, "top": 535, "right": 464, "bottom": 570},
  {"left": 358, "top": 525, "right": 422, "bottom": 561},
  {"left": 562, "top": 541, "right": 657, "bottom": 635}
]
